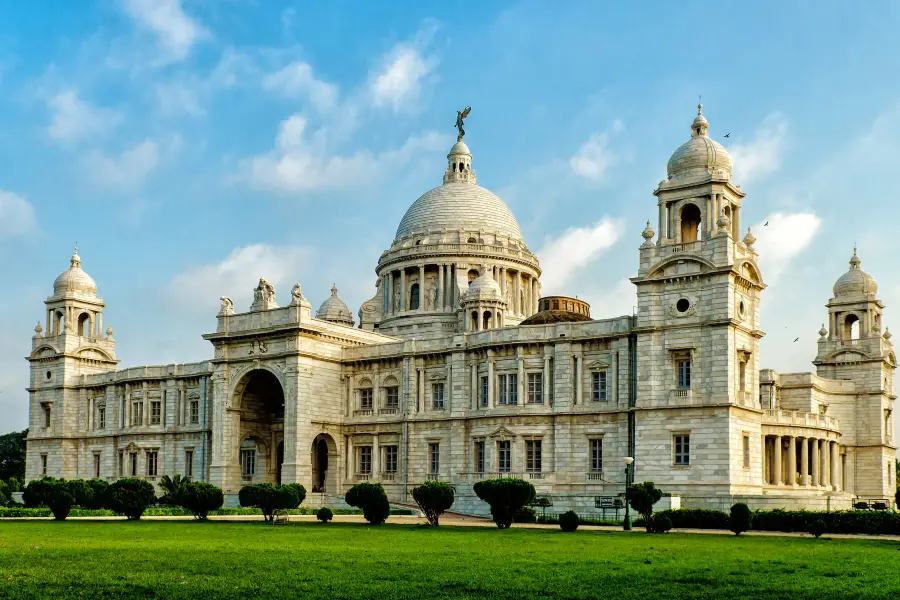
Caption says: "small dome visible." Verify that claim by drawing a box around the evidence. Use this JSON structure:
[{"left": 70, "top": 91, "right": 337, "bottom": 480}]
[
  {"left": 53, "top": 248, "right": 97, "bottom": 297},
  {"left": 833, "top": 248, "right": 878, "bottom": 298},
  {"left": 449, "top": 140, "right": 471, "bottom": 155},
  {"left": 463, "top": 272, "right": 503, "bottom": 301},
  {"left": 666, "top": 105, "right": 733, "bottom": 180},
  {"left": 316, "top": 284, "right": 354, "bottom": 326},
  {"left": 520, "top": 310, "right": 592, "bottom": 326}
]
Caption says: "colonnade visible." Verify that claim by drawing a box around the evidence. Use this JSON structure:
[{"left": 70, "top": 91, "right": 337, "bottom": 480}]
[{"left": 763, "top": 434, "right": 842, "bottom": 491}]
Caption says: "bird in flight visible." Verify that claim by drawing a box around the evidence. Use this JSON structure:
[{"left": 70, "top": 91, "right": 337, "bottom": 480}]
[
  {"left": 764, "top": 221, "right": 769, "bottom": 226},
  {"left": 793, "top": 337, "right": 799, "bottom": 342},
  {"left": 724, "top": 133, "right": 730, "bottom": 138}
]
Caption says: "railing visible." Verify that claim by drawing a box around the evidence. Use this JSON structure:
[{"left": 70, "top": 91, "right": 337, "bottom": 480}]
[
  {"left": 380, "top": 473, "right": 396, "bottom": 481},
  {"left": 673, "top": 389, "right": 691, "bottom": 398},
  {"left": 586, "top": 472, "right": 604, "bottom": 481},
  {"left": 425, "top": 473, "right": 441, "bottom": 481},
  {"left": 762, "top": 409, "right": 839, "bottom": 429},
  {"left": 355, "top": 473, "right": 370, "bottom": 481},
  {"left": 354, "top": 409, "right": 373, "bottom": 417},
  {"left": 526, "top": 472, "right": 544, "bottom": 480},
  {"left": 380, "top": 407, "right": 399, "bottom": 415},
  {"left": 457, "top": 472, "right": 550, "bottom": 482},
  {"left": 668, "top": 241, "right": 702, "bottom": 254}
]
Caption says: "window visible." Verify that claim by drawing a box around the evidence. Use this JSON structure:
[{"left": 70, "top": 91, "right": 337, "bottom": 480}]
[
  {"left": 480, "top": 376, "right": 489, "bottom": 407},
  {"left": 432, "top": 383, "right": 444, "bottom": 409},
  {"left": 474, "top": 441, "right": 485, "bottom": 473},
  {"left": 525, "top": 440, "right": 542, "bottom": 472},
  {"left": 674, "top": 435, "right": 690, "bottom": 466},
  {"left": 147, "top": 451, "right": 158, "bottom": 477},
  {"left": 190, "top": 400, "right": 200, "bottom": 424},
  {"left": 590, "top": 439, "right": 603, "bottom": 473},
  {"left": 498, "top": 374, "right": 518, "bottom": 405},
  {"left": 130, "top": 452, "right": 138, "bottom": 476},
  {"left": 592, "top": 371, "right": 608, "bottom": 402},
  {"left": 384, "top": 446, "right": 398, "bottom": 474},
  {"left": 676, "top": 359, "right": 691, "bottom": 390},
  {"left": 241, "top": 448, "right": 256, "bottom": 478},
  {"left": 40, "top": 454, "right": 48, "bottom": 476},
  {"left": 548, "top": 361, "right": 554, "bottom": 403},
  {"left": 742, "top": 435, "right": 750, "bottom": 469},
  {"left": 118, "top": 451, "right": 125, "bottom": 477},
  {"left": 429, "top": 443, "right": 440, "bottom": 474},
  {"left": 42, "top": 404, "right": 52, "bottom": 429},
  {"left": 497, "top": 440, "right": 511, "bottom": 473},
  {"left": 739, "top": 360, "right": 747, "bottom": 391},
  {"left": 527, "top": 373, "right": 543, "bottom": 404},
  {"left": 150, "top": 401, "right": 161, "bottom": 425},
  {"left": 385, "top": 386, "right": 399, "bottom": 409},
  {"left": 93, "top": 453, "right": 101, "bottom": 479},
  {"left": 97, "top": 406, "right": 106, "bottom": 429},
  {"left": 132, "top": 401, "right": 144, "bottom": 426},
  {"left": 358, "top": 446, "right": 372, "bottom": 475},
  {"left": 409, "top": 283, "right": 420, "bottom": 310},
  {"left": 185, "top": 450, "right": 194, "bottom": 479},
  {"left": 360, "top": 388, "right": 373, "bottom": 410}
]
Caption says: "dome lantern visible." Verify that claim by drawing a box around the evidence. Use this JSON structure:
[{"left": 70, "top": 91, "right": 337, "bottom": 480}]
[
  {"left": 832, "top": 247, "right": 878, "bottom": 298},
  {"left": 666, "top": 104, "right": 733, "bottom": 181},
  {"left": 52, "top": 246, "right": 98, "bottom": 298},
  {"left": 316, "top": 284, "right": 355, "bottom": 327}
]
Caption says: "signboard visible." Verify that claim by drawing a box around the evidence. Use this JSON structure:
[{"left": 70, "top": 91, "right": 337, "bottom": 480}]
[{"left": 595, "top": 496, "right": 615, "bottom": 508}]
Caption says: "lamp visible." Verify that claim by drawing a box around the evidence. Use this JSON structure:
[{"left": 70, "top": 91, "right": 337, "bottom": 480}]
[{"left": 623, "top": 456, "right": 634, "bottom": 531}]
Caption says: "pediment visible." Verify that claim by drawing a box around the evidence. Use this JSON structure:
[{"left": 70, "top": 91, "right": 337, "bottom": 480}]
[
  {"left": 824, "top": 349, "right": 870, "bottom": 363},
  {"left": 31, "top": 345, "right": 58, "bottom": 359},
  {"left": 76, "top": 347, "right": 114, "bottom": 362},
  {"left": 429, "top": 371, "right": 447, "bottom": 380},
  {"left": 586, "top": 358, "right": 611, "bottom": 370},
  {"left": 488, "top": 426, "right": 516, "bottom": 439},
  {"left": 645, "top": 255, "right": 717, "bottom": 281}
]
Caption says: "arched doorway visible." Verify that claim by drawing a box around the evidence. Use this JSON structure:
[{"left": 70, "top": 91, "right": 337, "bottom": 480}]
[
  {"left": 311, "top": 433, "right": 338, "bottom": 494},
  {"left": 234, "top": 369, "right": 285, "bottom": 485}
]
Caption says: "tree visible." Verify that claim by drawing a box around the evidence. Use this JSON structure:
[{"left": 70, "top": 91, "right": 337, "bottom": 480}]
[
  {"left": 84, "top": 479, "right": 110, "bottom": 510},
  {"left": 105, "top": 478, "right": 156, "bottom": 520},
  {"left": 345, "top": 482, "right": 390, "bottom": 524},
  {"left": 625, "top": 481, "right": 663, "bottom": 532},
  {"left": 0, "top": 430, "right": 27, "bottom": 481},
  {"left": 239, "top": 483, "right": 300, "bottom": 522},
  {"left": 179, "top": 481, "right": 224, "bottom": 520},
  {"left": 809, "top": 518, "right": 826, "bottom": 539},
  {"left": 559, "top": 510, "right": 579, "bottom": 532},
  {"left": 317, "top": 507, "right": 333, "bottom": 523},
  {"left": 158, "top": 474, "right": 189, "bottom": 506},
  {"left": 411, "top": 481, "right": 455, "bottom": 526},
  {"left": 284, "top": 483, "right": 307, "bottom": 508},
  {"left": 0, "top": 479, "right": 9, "bottom": 505},
  {"left": 23, "top": 478, "right": 76, "bottom": 520},
  {"left": 730, "top": 503, "right": 753, "bottom": 536},
  {"left": 472, "top": 478, "right": 536, "bottom": 529}
]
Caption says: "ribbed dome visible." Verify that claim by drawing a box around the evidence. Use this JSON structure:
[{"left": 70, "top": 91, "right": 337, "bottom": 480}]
[
  {"left": 833, "top": 249, "right": 878, "bottom": 298},
  {"left": 316, "top": 284, "right": 354, "bottom": 326},
  {"left": 520, "top": 310, "right": 592, "bottom": 325},
  {"left": 666, "top": 105, "right": 733, "bottom": 180},
  {"left": 463, "top": 272, "right": 503, "bottom": 301},
  {"left": 395, "top": 183, "right": 522, "bottom": 241},
  {"left": 53, "top": 249, "right": 97, "bottom": 297}
]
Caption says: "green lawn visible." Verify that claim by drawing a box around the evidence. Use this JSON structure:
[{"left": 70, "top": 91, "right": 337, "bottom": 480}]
[{"left": 0, "top": 521, "right": 898, "bottom": 599}]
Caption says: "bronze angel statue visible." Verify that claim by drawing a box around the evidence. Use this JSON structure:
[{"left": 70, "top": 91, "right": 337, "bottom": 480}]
[{"left": 455, "top": 106, "right": 471, "bottom": 141}]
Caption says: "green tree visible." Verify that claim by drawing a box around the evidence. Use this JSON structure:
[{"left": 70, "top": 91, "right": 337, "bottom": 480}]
[
  {"left": 105, "top": 478, "right": 157, "bottom": 520},
  {"left": 239, "top": 483, "right": 300, "bottom": 522},
  {"left": 625, "top": 481, "right": 663, "bottom": 532},
  {"left": 179, "top": 481, "right": 224, "bottom": 520},
  {"left": 472, "top": 478, "right": 536, "bottom": 529},
  {"left": 345, "top": 482, "right": 390, "bottom": 524},
  {"left": 730, "top": 503, "right": 753, "bottom": 536},
  {"left": 316, "top": 507, "right": 333, "bottom": 523},
  {"left": 411, "top": 481, "right": 455, "bottom": 526},
  {"left": 84, "top": 479, "right": 110, "bottom": 510},
  {"left": 23, "top": 478, "right": 76, "bottom": 520},
  {"left": 0, "top": 430, "right": 27, "bottom": 481},
  {"left": 559, "top": 510, "right": 580, "bottom": 532},
  {"left": 158, "top": 474, "right": 189, "bottom": 506}
]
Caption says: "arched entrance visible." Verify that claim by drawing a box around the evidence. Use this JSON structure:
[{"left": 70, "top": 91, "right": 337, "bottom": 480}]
[
  {"left": 234, "top": 369, "right": 285, "bottom": 485},
  {"left": 311, "top": 433, "right": 338, "bottom": 493}
]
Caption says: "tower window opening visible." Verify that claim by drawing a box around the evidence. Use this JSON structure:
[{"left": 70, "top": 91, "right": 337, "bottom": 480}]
[
  {"left": 676, "top": 298, "right": 691, "bottom": 313},
  {"left": 844, "top": 314, "right": 860, "bottom": 342},
  {"left": 459, "top": 162, "right": 464, "bottom": 172},
  {"left": 409, "top": 283, "right": 420, "bottom": 310},
  {"left": 467, "top": 237, "right": 477, "bottom": 244},
  {"left": 483, "top": 311, "right": 492, "bottom": 329},
  {"left": 453, "top": 163, "right": 457, "bottom": 172},
  {"left": 680, "top": 203, "right": 701, "bottom": 243},
  {"left": 78, "top": 313, "right": 91, "bottom": 337},
  {"left": 54, "top": 311, "right": 64, "bottom": 335},
  {"left": 471, "top": 311, "right": 479, "bottom": 331}
]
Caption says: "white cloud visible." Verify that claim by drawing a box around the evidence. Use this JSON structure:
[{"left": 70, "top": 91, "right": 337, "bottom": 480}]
[
  {"left": 370, "top": 45, "right": 436, "bottom": 113},
  {"left": 155, "top": 81, "right": 204, "bottom": 116},
  {"left": 537, "top": 218, "right": 622, "bottom": 292},
  {"left": 121, "top": 0, "right": 209, "bottom": 63},
  {"left": 262, "top": 61, "right": 338, "bottom": 112},
  {"left": 0, "top": 190, "right": 38, "bottom": 238},
  {"left": 581, "top": 278, "right": 636, "bottom": 319},
  {"left": 47, "top": 90, "right": 123, "bottom": 143},
  {"left": 730, "top": 112, "right": 788, "bottom": 185},
  {"left": 752, "top": 211, "right": 821, "bottom": 282},
  {"left": 570, "top": 120, "right": 624, "bottom": 181},
  {"left": 166, "top": 243, "right": 314, "bottom": 314},
  {"left": 83, "top": 140, "right": 160, "bottom": 190}
]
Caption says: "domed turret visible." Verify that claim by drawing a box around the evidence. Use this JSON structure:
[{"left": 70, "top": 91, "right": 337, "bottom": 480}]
[
  {"left": 460, "top": 268, "right": 508, "bottom": 332},
  {"left": 666, "top": 104, "right": 733, "bottom": 181},
  {"left": 52, "top": 248, "right": 97, "bottom": 298},
  {"left": 316, "top": 284, "right": 354, "bottom": 327},
  {"left": 463, "top": 271, "right": 503, "bottom": 301},
  {"left": 833, "top": 248, "right": 878, "bottom": 298}
]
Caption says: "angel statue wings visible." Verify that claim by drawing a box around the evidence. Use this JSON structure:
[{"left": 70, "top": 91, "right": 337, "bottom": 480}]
[{"left": 455, "top": 106, "right": 471, "bottom": 141}]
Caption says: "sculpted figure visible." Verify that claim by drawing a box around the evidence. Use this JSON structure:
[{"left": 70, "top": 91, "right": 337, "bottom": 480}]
[
  {"left": 427, "top": 282, "right": 437, "bottom": 310},
  {"left": 455, "top": 105, "right": 471, "bottom": 141},
  {"left": 219, "top": 296, "right": 234, "bottom": 316},
  {"left": 394, "top": 287, "right": 401, "bottom": 312},
  {"left": 290, "top": 283, "right": 305, "bottom": 306},
  {"left": 250, "top": 277, "right": 278, "bottom": 311}
]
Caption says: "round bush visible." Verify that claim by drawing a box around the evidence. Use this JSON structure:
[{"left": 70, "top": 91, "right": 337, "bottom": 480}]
[
  {"left": 809, "top": 518, "right": 827, "bottom": 538},
  {"left": 650, "top": 514, "right": 673, "bottom": 533},
  {"left": 84, "top": 479, "right": 110, "bottom": 510},
  {"left": 179, "top": 481, "right": 224, "bottom": 520},
  {"left": 472, "top": 478, "right": 536, "bottom": 529},
  {"left": 730, "top": 503, "right": 753, "bottom": 536},
  {"left": 284, "top": 483, "right": 307, "bottom": 508},
  {"left": 239, "top": 483, "right": 300, "bottom": 522},
  {"left": 411, "top": 481, "right": 455, "bottom": 526},
  {"left": 105, "top": 478, "right": 156, "bottom": 520},
  {"left": 559, "top": 510, "right": 580, "bottom": 532},
  {"left": 514, "top": 506, "right": 537, "bottom": 524},
  {"left": 317, "top": 507, "right": 333, "bottom": 523},
  {"left": 23, "top": 478, "right": 76, "bottom": 520},
  {"left": 345, "top": 482, "right": 390, "bottom": 524}
]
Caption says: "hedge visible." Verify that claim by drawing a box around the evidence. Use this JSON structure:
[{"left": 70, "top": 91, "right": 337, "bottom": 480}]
[
  {"left": 653, "top": 508, "right": 900, "bottom": 535},
  {"left": 537, "top": 514, "right": 620, "bottom": 527},
  {"left": 0, "top": 506, "right": 381, "bottom": 518}
]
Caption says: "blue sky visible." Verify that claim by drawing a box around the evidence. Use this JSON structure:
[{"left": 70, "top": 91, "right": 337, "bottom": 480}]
[{"left": 2, "top": 1, "right": 900, "bottom": 433}]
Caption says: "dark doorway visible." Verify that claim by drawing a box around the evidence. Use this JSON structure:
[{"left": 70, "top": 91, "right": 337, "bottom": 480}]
[{"left": 276, "top": 442, "right": 284, "bottom": 485}]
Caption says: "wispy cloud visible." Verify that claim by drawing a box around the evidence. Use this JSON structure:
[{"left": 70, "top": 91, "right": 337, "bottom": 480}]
[
  {"left": 730, "top": 112, "right": 788, "bottom": 185},
  {"left": 82, "top": 140, "right": 161, "bottom": 190},
  {"left": 570, "top": 120, "right": 624, "bottom": 182},
  {"left": 369, "top": 28, "right": 438, "bottom": 113},
  {"left": 537, "top": 218, "right": 622, "bottom": 292},
  {"left": 47, "top": 90, "right": 123, "bottom": 143},
  {"left": 155, "top": 81, "right": 204, "bottom": 116},
  {"left": 752, "top": 211, "right": 821, "bottom": 282},
  {"left": 262, "top": 61, "right": 338, "bottom": 112},
  {"left": 121, "top": 0, "right": 209, "bottom": 64},
  {"left": 0, "top": 191, "right": 38, "bottom": 238}
]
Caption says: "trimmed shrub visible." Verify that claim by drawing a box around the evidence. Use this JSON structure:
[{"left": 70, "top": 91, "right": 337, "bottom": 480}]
[
  {"left": 345, "top": 482, "right": 390, "bottom": 525},
  {"left": 514, "top": 506, "right": 537, "bottom": 524},
  {"left": 7, "top": 477, "right": 22, "bottom": 493},
  {"left": 625, "top": 482, "right": 663, "bottom": 532},
  {"left": 653, "top": 508, "right": 730, "bottom": 530},
  {"left": 239, "top": 484, "right": 300, "bottom": 522},
  {"left": 473, "top": 478, "right": 536, "bottom": 529},
  {"left": 284, "top": 483, "right": 307, "bottom": 508},
  {"left": 559, "top": 510, "right": 579, "bottom": 532},
  {"left": 84, "top": 479, "right": 109, "bottom": 510},
  {"left": 649, "top": 514, "right": 673, "bottom": 533},
  {"left": 809, "top": 518, "right": 826, "bottom": 538},
  {"left": 411, "top": 481, "right": 455, "bottom": 526},
  {"left": 730, "top": 503, "right": 753, "bottom": 536},
  {"left": 179, "top": 481, "right": 224, "bottom": 520},
  {"left": 105, "top": 478, "right": 156, "bottom": 520},
  {"left": 317, "top": 507, "right": 333, "bottom": 523},
  {"left": 23, "top": 478, "right": 76, "bottom": 520}
]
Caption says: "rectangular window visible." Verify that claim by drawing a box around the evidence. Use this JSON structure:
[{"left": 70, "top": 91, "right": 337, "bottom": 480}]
[
  {"left": 497, "top": 440, "right": 511, "bottom": 473},
  {"left": 591, "top": 439, "right": 603, "bottom": 473},
  {"left": 132, "top": 402, "right": 144, "bottom": 426},
  {"left": 676, "top": 360, "right": 691, "bottom": 390},
  {"left": 190, "top": 400, "right": 200, "bottom": 424},
  {"left": 739, "top": 360, "right": 747, "bottom": 391},
  {"left": 93, "top": 453, "right": 101, "bottom": 479},
  {"left": 475, "top": 441, "right": 485, "bottom": 473},
  {"left": 548, "top": 361, "right": 554, "bottom": 404},
  {"left": 360, "top": 388, "right": 373, "bottom": 410},
  {"left": 429, "top": 443, "right": 440, "bottom": 474},
  {"left": 498, "top": 374, "right": 508, "bottom": 405},
  {"left": 591, "top": 371, "right": 608, "bottom": 402},
  {"left": 146, "top": 451, "right": 158, "bottom": 477},
  {"left": 358, "top": 446, "right": 372, "bottom": 475},
  {"left": 40, "top": 453, "right": 48, "bottom": 476},
  {"left": 525, "top": 440, "right": 542, "bottom": 472},
  {"left": 240, "top": 449, "right": 256, "bottom": 478},
  {"left": 480, "top": 376, "right": 489, "bottom": 407},
  {"left": 130, "top": 452, "right": 138, "bottom": 476},
  {"left": 185, "top": 450, "right": 194, "bottom": 478},
  {"left": 742, "top": 435, "right": 750, "bottom": 469},
  {"left": 508, "top": 374, "right": 518, "bottom": 405},
  {"left": 432, "top": 383, "right": 444, "bottom": 409},
  {"left": 384, "top": 446, "right": 398, "bottom": 474},
  {"left": 97, "top": 406, "right": 106, "bottom": 429},
  {"left": 43, "top": 405, "right": 51, "bottom": 429},
  {"left": 118, "top": 451, "right": 124, "bottom": 477},
  {"left": 674, "top": 434, "right": 691, "bottom": 466},
  {"left": 150, "top": 401, "right": 161, "bottom": 425},
  {"left": 385, "top": 386, "right": 399, "bottom": 408},
  {"left": 527, "top": 373, "right": 543, "bottom": 404}
]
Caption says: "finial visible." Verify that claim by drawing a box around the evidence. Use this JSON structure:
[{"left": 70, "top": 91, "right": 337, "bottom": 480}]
[
  {"left": 331, "top": 284, "right": 339, "bottom": 296},
  {"left": 742, "top": 226, "right": 756, "bottom": 247},
  {"left": 850, "top": 245, "right": 861, "bottom": 268},
  {"left": 105, "top": 325, "right": 114, "bottom": 339},
  {"left": 641, "top": 220, "right": 655, "bottom": 244},
  {"left": 455, "top": 105, "right": 471, "bottom": 142},
  {"left": 697, "top": 101, "right": 703, "bottom": 115},
  {"left": 818, "top": 324, "right": 828, "bottom": 338},
  {"left": 884, "top": 327, "right": 892, "bottom": 340},
  {"left": 34, "top": 321, "right": 43, "bottom": 337}
]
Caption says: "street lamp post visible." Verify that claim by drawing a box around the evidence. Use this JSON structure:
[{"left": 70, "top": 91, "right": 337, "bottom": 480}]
[{"left": 623, "top": 456, "right": 634, "bottom": 531}]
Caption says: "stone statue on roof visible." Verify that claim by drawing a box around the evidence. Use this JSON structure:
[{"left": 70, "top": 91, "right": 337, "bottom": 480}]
[{"left": 455, "top": 106, "right": 471, "bottom": 141}]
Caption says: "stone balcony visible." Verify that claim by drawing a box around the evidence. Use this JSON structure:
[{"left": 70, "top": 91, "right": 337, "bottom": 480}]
[{"left": 762, "top": 409, "right": 839, "bottom": 431}]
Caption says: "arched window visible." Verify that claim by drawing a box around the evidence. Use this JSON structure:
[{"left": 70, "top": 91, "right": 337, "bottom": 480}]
[
  {"left": 467, "top": 237, "right": 477, "bottom": 244},
  {"left": 483, "top": 311, "right": 492, "bottom": 329},
  {"left": 409, "top": 283, "right": 420, "bottom": 310},
  {"left": 471, "top": 311, "right": 479, "bottom": 331},
  {"left": 467, "top": 269, "right": 479, "bottom": 283},
  {"left": 844, "top": 314, "right": 860, "bottom": 341},
  {"left": 453, "top": 163, "right": 458, "bottom": 172},
  {"left": 78, "top": 313, "right": 91, "bottom": 337},
  {"left": 553, "top": 300, "right": 559, "bottom": 310},
  {"left": 54, "top": 311, "right": 64, "bottom": 335},
  {"left": 680, "top": 203, "right": 701, "bottom": 243},
  {"left": 459, "top": 162, "right": 464, "bottom": 172},
  {"left": 240, "top": 439, "right": 258, "bottom": 479}
]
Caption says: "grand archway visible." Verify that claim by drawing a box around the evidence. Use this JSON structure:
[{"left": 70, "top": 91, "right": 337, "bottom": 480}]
[
  {"left": 234, "top": 369, "right": 285, "bottom": 485},
  {"left": 310, "top": 433, "right": 338, "bottom": 494}
]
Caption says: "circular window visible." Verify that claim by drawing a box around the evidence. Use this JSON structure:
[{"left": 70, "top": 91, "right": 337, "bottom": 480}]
[
  {"left": 676, "top": 298, "right": 691, "bottom": 313},
  {"left": 45, "top": 370, "right": 52, "bottom": 381}
]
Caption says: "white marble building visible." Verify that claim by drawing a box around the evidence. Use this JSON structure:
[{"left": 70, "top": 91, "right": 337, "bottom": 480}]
[{"left": 25, "top": 107, "right": 897, "bottom": 513}]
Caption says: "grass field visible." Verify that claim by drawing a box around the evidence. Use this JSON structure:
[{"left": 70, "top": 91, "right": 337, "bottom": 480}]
[{"left": 0, "top": 520, "right": 898, "bottom": 599}]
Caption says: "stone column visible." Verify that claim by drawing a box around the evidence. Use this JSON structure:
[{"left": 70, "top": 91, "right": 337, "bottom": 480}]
[
  {"left": 347, "top": 436, "right": 354, "bottom": 479},
  {"left": 830, "top": 442, "right": 840, "bottom": 491},
  {"left": 470, "top": 364, "right": 477, "bottom": 409},
  {"left": 438, "top": 263, "right": 444, "bottom": 311},
  {"left": 658, "top": 202, "right": 665, "bottom": 239},
  {"left": 821, "top": 439, "right": 831, "bottom": 489},
  {"left": 88, "top": 397, "right": 94, "bottom": 431},
  {"left": 517, "top": 347, "right": 525, "bottom": 405},
  {"left": 487, "top": 350, "right": 495, "bottom": 409},
  {"left": 788, "top": 436, "right": 797, "bottom": 486},
  {"left": 543, "top": 353, "right": 551, "bottom": 405},
  {"left": 372, "top": 435, "right": 380, "bottom": 479},
  {"left": 811, "top": 438, "right": 820, "bottom": 486},
  {"left": 418, "top": 367, "right": 425, "bottom": 412},
  {"left": 575, "top": 353, "right": 584, "bottom": 405},
  {"left": 419, "top": 265, "right": 426, "bottom": 312},
  {"left": 762, "top": 435, "right": 769, "bottom": 483},
  {"left": 773, "top": 436, "right": 782, "bottom": 486},
  {"left": 515, "top": 272, "right": 521, "bottom": 315},
  {"left": 400, "top": 268, "right": 407, "bottom": 312},
  {"left": 532, "top": 278, "right": 538, "bottom": 314},
  {"left": 800, "top": 436, "right": 809, "bottom": 486}
]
